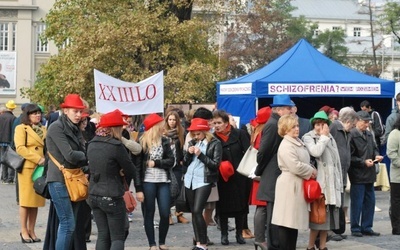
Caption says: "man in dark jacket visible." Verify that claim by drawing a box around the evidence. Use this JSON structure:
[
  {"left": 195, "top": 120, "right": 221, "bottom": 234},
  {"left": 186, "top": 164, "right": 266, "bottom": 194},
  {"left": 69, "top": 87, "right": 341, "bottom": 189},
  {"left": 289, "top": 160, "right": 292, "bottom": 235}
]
[
  {"left": 255, "top": 94, "right": 294, "bottom": 250},
  {"left": 349, "top": 111, "right": 384, "bottom": 237},
  {"left": 360, "top": 100, "right": 384, "bottom": 148},
  {"left": 329, "top": 106, "right": 359, "bottom": 241},
  {"left": 0, "top": 100, "right": 16, "bottom": 184}
]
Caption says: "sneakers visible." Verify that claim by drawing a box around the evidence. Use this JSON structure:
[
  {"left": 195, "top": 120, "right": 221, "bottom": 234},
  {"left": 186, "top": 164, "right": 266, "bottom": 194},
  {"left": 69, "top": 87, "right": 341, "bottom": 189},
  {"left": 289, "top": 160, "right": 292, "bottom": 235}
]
[{"left": 375, "top": 206, "right": 382, "bottom": 212}]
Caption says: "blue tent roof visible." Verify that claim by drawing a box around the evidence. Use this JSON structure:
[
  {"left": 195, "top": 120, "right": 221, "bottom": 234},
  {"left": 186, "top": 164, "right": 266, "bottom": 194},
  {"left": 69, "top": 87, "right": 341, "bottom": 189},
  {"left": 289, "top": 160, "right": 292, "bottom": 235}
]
[{"left": 218, "top": 38, "right": 395, "bottom": 98}]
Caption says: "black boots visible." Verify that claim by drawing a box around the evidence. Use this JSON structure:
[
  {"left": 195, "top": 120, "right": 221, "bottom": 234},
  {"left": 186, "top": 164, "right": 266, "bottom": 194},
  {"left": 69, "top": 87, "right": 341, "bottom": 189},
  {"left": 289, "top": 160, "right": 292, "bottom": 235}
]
[
  {"left": 236, "top": 233, "right": 246, "bottom": 244},
  {"left": 221, "top": 234, "right": 229, "bottom": 245}
]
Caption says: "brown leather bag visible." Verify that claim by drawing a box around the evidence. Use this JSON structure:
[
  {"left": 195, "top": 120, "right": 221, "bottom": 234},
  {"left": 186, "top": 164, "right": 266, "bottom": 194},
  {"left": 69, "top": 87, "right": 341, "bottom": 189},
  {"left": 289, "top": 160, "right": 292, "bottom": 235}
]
[
  {"left": 310, "top": 194, "right": 326, "bottom": 224},
  {"left": 123, "top": 177, "right": 137, "bottom": 213}
]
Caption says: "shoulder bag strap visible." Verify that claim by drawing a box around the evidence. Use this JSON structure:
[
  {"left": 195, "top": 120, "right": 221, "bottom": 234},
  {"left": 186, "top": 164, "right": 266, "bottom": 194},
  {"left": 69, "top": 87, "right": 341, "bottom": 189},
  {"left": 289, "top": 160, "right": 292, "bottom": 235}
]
[
  {"left": 48, "top": 152, "right": 65, "bottom": 171},
  {"left": 122, "top": 175, "right": 129, "bottom": 191}
]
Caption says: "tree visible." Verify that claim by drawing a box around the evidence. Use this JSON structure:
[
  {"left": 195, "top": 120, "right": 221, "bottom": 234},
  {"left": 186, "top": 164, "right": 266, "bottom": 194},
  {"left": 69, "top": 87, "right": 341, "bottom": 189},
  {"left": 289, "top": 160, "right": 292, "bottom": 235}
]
[
  {"left": 220, "top": 0, "right": 317, "bottom": 79},
  {"left": 382, "top": 1, "right": 400, "bottom": 44},
  {"left": 313, "top": 28, "right": 349, "bottom": 65},
  {"left": 23, "top": 0, "right": 220, "bottom": 107}
]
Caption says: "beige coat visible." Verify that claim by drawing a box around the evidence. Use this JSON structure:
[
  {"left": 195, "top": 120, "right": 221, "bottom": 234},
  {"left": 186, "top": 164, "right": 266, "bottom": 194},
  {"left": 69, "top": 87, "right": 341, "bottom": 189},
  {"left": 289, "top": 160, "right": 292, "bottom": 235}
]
[
  {"left": 15, "top": 124, "right": 47, "bottom": 207},
  {"left": 272, "top": 135, "right": 314, "bottom": 230}
]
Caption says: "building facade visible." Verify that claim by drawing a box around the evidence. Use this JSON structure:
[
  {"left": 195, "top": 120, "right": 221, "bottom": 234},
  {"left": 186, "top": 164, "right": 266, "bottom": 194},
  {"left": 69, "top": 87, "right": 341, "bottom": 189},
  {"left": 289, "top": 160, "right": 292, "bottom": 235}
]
[{"left": 0, "top": 0, "right": 56, "bottom": 107}]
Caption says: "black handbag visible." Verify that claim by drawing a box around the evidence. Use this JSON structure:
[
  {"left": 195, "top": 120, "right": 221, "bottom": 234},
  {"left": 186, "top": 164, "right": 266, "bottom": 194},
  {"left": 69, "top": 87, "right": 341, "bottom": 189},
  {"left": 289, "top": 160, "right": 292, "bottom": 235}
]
[
  {"left": 1, "top": 146, "right": 25, "bottom": 173},
  {"left": 33, "top": 175, "right": 50, "bottom": 199},
  {"left": 175, "top": 185, "right": 190, "bottom": 213},
  {"left": 169, "top": 169, "right": 180, "bottom": 202}
]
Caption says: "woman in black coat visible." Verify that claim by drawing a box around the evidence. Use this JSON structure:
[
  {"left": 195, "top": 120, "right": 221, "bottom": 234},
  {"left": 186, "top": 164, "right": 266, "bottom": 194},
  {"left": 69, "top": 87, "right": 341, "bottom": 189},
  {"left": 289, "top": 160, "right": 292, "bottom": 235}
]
[
  {"left": 213, "top": 110, "right": 251, "bottom": 245},
  {"left": 87, "top": 110, "right": 140, "bottom": 249}
]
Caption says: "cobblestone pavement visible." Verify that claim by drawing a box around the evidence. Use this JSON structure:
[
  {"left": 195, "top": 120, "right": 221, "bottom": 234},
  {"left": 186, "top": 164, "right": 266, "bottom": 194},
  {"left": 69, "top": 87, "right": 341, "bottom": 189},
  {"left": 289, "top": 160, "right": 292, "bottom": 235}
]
[{"left": 0, "top": 182, "right": 397, "bottom": 250}]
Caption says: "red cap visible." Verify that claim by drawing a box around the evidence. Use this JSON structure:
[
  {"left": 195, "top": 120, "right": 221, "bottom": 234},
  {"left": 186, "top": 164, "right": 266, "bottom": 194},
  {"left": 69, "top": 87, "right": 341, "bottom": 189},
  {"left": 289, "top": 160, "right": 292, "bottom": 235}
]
[
  {"left": 319, "top": 105, "right": 334, "bottom": 114},
  {"left": 187, "top": 118, "right": 210, "bottom": 131},
  {"left": 255, "top": 107, "right": 272, "bottom": 124},
  {"left": 219, "top": 161, "right": 234, "bottom": 182},
  {"left": 60, "top": 94, "right": 86, "bottom": 109},
  {"left": 143, "top": 113, "right": 164, "bottom": 131},
  {"left": 98, "top": 110, "right": 128, "bottom": 128}
]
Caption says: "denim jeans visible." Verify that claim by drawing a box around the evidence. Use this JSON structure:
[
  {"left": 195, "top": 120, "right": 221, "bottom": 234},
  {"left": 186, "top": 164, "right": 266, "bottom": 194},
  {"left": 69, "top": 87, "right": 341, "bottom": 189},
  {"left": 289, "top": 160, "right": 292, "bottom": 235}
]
[
  {"left": 142, "top": 182, "right": 170, "bottom": 247},
  {"left": 350, "top": 183, "right": 375, "bottom": 233},
  {"left": 89, "top": 195, "right": 126, "bottom": 250},
  {"left": 48, "top": 181, "right": 80, "bottom": 250}
]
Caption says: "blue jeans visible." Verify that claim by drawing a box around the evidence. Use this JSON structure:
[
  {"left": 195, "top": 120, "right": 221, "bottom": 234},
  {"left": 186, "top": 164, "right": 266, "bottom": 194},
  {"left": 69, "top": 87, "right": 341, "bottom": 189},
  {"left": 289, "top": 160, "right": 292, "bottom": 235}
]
[
  {"left": 142, "top": 182, "right": 170, "bottom": 247},
  {"left": 48, "top": 181, "right": 79, "bottom": 250},
  {"left": 350, "top": 183, "right": 375, "bottom": 233},
  {"left": 89, "top": 195, "right": 126, "bottom": 250}
]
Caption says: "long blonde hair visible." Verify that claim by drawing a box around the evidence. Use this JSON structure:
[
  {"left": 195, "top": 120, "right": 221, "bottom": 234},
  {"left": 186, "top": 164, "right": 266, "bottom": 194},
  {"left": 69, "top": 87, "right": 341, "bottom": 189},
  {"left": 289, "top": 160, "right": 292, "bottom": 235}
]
[
  {"left": 250, "top": 123, "right": 265, "bottom": 146},
  {"left": 140, "top": 121, "right": 164, "bottom": 152}
]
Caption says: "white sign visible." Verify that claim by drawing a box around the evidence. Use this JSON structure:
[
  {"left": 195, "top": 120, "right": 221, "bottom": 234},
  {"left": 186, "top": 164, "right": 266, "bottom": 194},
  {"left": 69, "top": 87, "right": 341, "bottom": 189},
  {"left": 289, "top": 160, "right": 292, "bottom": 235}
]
[
  {"left": 268, "top": 83, "right": 381, "bottom": 95},
  {"left": 0, "top": 52, "right": 16, "bottom": 95},
  {"left": 220, "top": 83, "right": 252, "bottom": 95},
  {"left": 94, "top": 69, "right": 164, "bottom": 115}
]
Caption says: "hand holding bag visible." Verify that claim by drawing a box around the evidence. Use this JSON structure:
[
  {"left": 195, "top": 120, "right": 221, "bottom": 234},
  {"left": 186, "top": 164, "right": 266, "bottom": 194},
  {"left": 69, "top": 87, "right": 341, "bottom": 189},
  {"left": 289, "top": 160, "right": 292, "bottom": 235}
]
[
  {"left": 310, "top": 194, "right": 326, "bottom": 224},
  {"left": 1, "top": 146, "right": 25, "bottom": 173},
  {"left": 237, "top": 146, "right": 258, "bottom": 178},
  {"left": 122, "top": 177, "right": 137, "bottom": 213},
  {"left": 49, "top": 152, "right": 89, "bottom": 202}
]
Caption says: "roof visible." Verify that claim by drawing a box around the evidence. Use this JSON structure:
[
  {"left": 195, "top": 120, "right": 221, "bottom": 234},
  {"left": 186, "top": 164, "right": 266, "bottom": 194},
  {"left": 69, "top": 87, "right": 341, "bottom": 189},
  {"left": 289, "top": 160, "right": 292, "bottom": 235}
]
[{"left": 291, "top": 0, "right": 370, "bottom": 20}]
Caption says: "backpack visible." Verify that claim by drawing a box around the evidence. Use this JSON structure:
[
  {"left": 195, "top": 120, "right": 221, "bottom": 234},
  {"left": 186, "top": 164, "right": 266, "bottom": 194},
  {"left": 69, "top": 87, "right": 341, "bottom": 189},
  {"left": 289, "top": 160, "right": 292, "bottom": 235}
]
[{"left": 371, "top": 111, "right": 385, "bottom": 138}]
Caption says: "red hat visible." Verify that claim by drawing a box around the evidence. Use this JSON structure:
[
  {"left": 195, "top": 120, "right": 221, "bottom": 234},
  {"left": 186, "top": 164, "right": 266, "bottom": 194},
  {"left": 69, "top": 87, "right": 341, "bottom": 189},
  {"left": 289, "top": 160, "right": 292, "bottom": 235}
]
[
  {"left": 114, "top": 109, "right": 129, "bottom": 118},
  {"left": 250, "top": 118, "right": 258, "bottom": 127},
  {"left": 187, "top": 118, "right": 210, "bottom": 131},
  {"left": 143, "top": 113, "right": 164, "bottom": 131},
  {"left": 81, "top": 112, "right": 90, "bottom": 118},
  {"left": 98, "top": 110, "right": 128, "bottom": 128},
  {"left": 219, "top": 161, "right": 234, "bottom": 182},
  {"left": 255, "top": 107, "right": 272, "bottom": 124},
  {"left": 319, "top": 105, "right": 334, "bottom": 114},
  {"left": 60, "top": 94, "right": 86, "bottom": 109}
]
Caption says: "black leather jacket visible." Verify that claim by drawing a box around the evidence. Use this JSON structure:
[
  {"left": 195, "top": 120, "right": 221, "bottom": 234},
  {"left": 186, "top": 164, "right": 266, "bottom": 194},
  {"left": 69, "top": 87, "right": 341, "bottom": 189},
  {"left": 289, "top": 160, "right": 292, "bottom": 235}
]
[{"left": 183, "top": 137, "right": 222, "bottom": 183}]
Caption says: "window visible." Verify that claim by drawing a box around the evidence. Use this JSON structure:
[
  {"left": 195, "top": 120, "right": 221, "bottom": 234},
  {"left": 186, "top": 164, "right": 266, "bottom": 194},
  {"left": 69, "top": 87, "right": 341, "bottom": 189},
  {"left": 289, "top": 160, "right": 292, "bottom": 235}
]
[
  {"left": 0, "top": 22, "right": 16, "bottom": 51},
  {"left": 354, "top": 27, "right": 361, "bottom": 37},
  {"left": 332, "top": 26, "right": 341, "bottom": 31},
  {"left": 314, "top": 29, "right": 320, "bottom": 36},
  {"left": 36, "top": 23, "right": 48, "bottom": 52}
]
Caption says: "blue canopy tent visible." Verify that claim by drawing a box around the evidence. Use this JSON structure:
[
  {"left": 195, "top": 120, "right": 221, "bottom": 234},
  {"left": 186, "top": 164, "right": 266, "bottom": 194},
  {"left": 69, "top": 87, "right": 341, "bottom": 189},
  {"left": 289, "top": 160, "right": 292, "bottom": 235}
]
[{"left": 217, "top": 38, "right": 395, "bottom": 126}]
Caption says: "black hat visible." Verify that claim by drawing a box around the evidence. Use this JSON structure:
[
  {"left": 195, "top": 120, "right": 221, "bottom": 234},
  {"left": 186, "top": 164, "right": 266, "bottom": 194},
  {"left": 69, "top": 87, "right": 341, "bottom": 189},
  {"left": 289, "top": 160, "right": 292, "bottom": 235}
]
[{"left": 356, "top": 110, "right": 372, "bottom": 121}]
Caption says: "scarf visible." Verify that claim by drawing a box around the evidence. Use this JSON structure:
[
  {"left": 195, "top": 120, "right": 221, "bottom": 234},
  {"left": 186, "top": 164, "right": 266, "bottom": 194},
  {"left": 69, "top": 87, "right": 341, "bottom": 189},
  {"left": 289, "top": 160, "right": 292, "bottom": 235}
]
[
  {"left": 32, "top": 124, "right": 44, "bottom": 139},
  {"left": 215, "top": 123, "right": 231, "bottom": 142},
  {"left": 95, "top": 127, "right": 112, "bottom": 137}
]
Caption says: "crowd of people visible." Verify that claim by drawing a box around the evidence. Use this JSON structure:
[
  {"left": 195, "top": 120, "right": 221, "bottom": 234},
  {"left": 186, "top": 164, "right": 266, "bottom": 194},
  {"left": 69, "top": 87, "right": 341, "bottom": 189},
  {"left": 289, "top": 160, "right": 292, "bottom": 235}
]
[{"left": 0, "top": 92, "right": 400, "bottom": 250}]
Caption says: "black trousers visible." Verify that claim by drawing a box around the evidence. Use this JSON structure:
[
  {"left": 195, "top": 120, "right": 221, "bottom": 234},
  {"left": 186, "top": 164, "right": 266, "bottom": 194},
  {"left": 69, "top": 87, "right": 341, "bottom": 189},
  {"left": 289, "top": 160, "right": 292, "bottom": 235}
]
[
  {"left": 390, "top": 183, "right": 400, "bottom": 234},
  {"left": 186, "top": 184, "right": 212, "bottom": 244},
  {"left": 278, "top": 226, "right": 298, "bottom": 250},
  {"left": 266, "top": 202, "right": 280, "bottom": 250}
]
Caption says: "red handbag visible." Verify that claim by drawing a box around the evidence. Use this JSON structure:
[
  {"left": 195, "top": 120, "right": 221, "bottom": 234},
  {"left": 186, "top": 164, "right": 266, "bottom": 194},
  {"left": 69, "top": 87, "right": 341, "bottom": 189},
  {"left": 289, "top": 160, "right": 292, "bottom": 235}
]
[
  {"left": 303, "top": 178, "right": 321, "bottom": 203},
  {"left": 123, "top": 177, "right": 137, "bottom": 213}
]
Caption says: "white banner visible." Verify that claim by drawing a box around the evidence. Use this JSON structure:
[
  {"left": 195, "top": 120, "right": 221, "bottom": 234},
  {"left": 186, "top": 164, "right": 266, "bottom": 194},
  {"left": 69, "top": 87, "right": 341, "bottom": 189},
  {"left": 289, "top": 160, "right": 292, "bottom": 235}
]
[
  {"left": 0, "top": 52, "right": 16, "bottom": 95},
  {"left": 268, "top": 83, "right": 381, "bottom": 95},
  {"left": 94, "top": 69, "right": 164, "bottom": 115},
  {"left": 220, "top": 83, "right": 252, "bottom": 95}
]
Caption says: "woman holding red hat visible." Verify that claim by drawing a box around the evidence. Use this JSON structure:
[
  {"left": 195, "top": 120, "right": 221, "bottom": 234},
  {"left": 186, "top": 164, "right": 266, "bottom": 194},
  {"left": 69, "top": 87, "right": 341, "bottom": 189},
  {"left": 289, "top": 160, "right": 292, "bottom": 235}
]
[
  {"left": 138, "top": 113, "right": 175, "bottom": 250},
  {"left": 183, "top": 118, "right": 222, "bottom": 250},
  {"left": 213, "top": 109, "right": 251, "bottom": 246},
  {"left": 44, "top": 94, "right": 88, "bottom": 250},
  {"left": 87, "top": 110, "right": 140, "bottom": 249},
  {"left": 163, "top": 110, "right": 189, "bottom": 225}
]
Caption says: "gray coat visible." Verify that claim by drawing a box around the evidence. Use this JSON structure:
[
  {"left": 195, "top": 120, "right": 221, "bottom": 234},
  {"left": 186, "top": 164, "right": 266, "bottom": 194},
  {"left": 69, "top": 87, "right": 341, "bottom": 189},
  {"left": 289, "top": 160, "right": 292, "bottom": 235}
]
[
  {"left": 46, "top": 115, "right": 87, "bottom": 183},
  {"left": 329, "top": 120, "right": 351, "bottom": 187},
  {"left": 302, "top": 130, "right": 342, "bottom": 207},
  {"left": 387, "top": 129, "right": 400, "bottom": 183}
]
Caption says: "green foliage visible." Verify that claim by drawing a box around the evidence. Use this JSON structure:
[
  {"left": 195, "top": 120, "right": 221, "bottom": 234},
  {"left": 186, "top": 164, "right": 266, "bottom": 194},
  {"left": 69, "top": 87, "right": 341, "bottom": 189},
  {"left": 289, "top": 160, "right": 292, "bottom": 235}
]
[
  {"left": 381, "top": 2, "right": 400, "bottom": 44},
  {"left": 26, "top": 0, "right": 220, "bottom": 108},
  {"left": 312, "top": 28, "right": 349, "bottom": 65}
]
